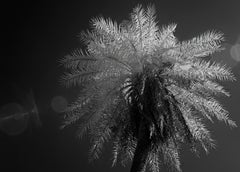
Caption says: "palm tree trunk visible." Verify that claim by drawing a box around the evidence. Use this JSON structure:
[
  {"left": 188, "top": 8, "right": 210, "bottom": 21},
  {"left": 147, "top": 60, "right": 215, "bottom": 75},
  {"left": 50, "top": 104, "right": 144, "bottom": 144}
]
[
  {"left": 130, "top": 77, "right": 154, "bottom": 172},
  {"left": 130, "top": 118, "right": 151, "bottom": 172}
]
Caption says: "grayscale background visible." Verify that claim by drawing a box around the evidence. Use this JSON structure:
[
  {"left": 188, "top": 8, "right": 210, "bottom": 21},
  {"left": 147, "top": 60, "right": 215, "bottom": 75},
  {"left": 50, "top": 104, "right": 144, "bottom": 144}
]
[{"left": 1, "top": 0, "right": 239, "bottom": 171}]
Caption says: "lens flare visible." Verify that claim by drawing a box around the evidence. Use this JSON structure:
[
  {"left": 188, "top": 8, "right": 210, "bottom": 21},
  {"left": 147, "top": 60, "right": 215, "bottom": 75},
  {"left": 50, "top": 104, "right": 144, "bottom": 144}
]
[
  {"left": 230, "top": 44, "right": 240, "bottom": 62},
  {"left": 51, "top": 96, "right": 68, "bottom": 113},
  {"left": 0, "top": 103, "right": 29, "bottom": 136},
  {"left": 27, "top": 89, "right": 41, "bottom": 127}
]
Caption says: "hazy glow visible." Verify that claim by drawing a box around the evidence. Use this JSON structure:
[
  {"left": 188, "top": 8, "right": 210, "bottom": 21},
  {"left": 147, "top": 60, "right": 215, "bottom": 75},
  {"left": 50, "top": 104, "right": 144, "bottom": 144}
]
[
  {"left": 0, "top": 103, "right": 28, "bottom": 135},
  {"left": 51, "top": 96, "right": 68, "bottom": 113},
  {"left": 230, "top": 44, "right": 240, "bottom": 62}
]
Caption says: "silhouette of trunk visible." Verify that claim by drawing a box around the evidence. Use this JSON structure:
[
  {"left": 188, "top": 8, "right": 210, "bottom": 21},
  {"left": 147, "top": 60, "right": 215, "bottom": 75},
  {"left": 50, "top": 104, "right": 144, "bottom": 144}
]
[
  {"left": 130, "top": 117, "right": 151, "bottom": 172},
  {"left": 130, "top": 76, "right": 156, "bottom": 172}
]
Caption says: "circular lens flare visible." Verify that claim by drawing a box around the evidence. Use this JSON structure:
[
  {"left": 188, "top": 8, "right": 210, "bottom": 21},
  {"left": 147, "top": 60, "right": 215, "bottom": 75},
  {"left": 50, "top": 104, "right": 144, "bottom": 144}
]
[
  {"left": 230, "top": 44, "right": 240, "bottom": 62},
  {"left": 51, "top": 96, "right": 68, "bottom": 113}
]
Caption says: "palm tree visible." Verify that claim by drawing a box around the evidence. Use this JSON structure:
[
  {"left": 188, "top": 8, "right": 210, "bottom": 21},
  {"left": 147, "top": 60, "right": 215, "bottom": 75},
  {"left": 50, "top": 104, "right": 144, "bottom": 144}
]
[{"left": 60, "top": 4, "right": 236, "bottom": 172}]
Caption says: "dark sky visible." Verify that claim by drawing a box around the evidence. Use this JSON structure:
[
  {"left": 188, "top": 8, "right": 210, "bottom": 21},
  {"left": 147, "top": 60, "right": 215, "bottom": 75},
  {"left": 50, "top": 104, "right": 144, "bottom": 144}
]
[{"left": 0, "top": 0, "right": 240, "bottom": 172}]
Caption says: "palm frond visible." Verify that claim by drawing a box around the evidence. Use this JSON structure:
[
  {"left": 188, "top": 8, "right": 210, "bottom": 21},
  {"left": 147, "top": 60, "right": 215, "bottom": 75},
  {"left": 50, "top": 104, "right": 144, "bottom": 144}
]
[
  {"left": 88, "top": 114, "right": 113, "bottom": 161},
  {"left": 59, "top": 49, "right": 97, "bottom": 69},
  {"left": 61, "top": 70, "right": 100, "bottom": 88},
  {"left": 130, "top": 4, "right": 147, "bottom": 51},
  {"left": 180, "top": 105, "right": 215, "bottom": 153},
  {"left": 161, "top": 140, "right": 181, "bottom": 172},
  {"left": 112, "top": 139, "right": 121, "bottom": 167},
  {"left": 190, "top": 80, "right": 230, "bottom": 97},
  {"left": 203, "top": 98, "right": 237, "bottom": 127},
  {"left": 168, "top": 84, "right": 237, "bottom": 127},
  {"left": 191, "top": 60, "right": 235, "bottom": 81},
  {"left": 147, "top": 147, "right": 161, "bottom": 172},
  {"left": 157, "top": 23, "right": 177, "bottom": 48},
  {"left": 166, "top": 59, "right": 235, "bottom": 81},
  {"left": 91, "top": 17, "right": 122, "bottom": 40},
  {"left": 180, "top": 31, "right": 224, "bottom": 58}
]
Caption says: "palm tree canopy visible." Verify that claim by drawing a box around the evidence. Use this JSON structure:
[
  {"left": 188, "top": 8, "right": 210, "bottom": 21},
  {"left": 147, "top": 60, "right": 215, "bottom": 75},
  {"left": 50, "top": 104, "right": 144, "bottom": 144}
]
[{"left": 60, "top": 4, "right": 236, "bottom": 172}]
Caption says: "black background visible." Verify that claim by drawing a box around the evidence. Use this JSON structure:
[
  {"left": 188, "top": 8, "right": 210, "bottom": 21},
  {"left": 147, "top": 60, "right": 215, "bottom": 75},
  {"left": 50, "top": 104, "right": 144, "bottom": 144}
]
[{"left": 0, "top": 0, "right": 240, "bottom": 171}]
